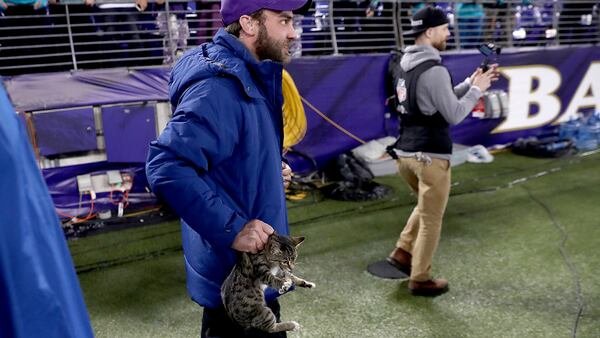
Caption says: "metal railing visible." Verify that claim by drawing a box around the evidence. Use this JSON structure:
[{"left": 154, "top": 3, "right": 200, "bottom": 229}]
[{"left": 1, "top": 0, "right": 599, "bottom": 76}]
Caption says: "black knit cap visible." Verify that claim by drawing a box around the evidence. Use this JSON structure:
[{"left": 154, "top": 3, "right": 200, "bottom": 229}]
[{"left": 403, "top": 6, "right": 449, "bottom": 36}]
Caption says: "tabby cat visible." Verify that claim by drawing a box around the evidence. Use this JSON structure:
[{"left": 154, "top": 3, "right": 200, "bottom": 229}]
[{"left": 221, "top": 233, "right": 315, "bottom": 333}]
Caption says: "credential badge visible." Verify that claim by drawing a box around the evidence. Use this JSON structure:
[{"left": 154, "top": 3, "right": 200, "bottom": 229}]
[{"left": 396, "top": 79, "right": 407, "bottom": 103}]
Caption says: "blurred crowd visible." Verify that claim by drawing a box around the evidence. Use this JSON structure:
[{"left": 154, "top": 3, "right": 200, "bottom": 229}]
[
  {"left": 0, "top": 0, "right": 221, "bottom": 74},
  {"left": 1, "top": 0, "right": 599, "bottom": 76}
]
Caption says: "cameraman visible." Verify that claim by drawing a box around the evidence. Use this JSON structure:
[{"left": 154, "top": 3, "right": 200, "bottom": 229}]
[{"left": 386, "top": 7, "right": 499, "bottom": 296}]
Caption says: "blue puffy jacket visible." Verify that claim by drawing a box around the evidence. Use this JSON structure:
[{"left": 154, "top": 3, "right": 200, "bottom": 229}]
[
  {"left": 146, "top": 29, "right": 289, "bottom": 308},
  {"left": 0, "top": 83, "right": 93, "bottom": 337}
]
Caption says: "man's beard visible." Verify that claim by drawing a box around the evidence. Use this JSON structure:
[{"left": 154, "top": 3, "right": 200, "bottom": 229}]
[
  {"left": 432, "top": 39, "right": 447, "bottom": 51},
  {"left": 254, "top": 24, "right": 291, "bottom": 64}
]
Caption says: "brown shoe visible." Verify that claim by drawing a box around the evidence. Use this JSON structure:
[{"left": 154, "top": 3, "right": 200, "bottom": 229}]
[
  {"left": 386, "top": 247, "right": 412, "bottom": 275},
  {"left": 408, "top": 279, "right": 449, "bottom": 297}
]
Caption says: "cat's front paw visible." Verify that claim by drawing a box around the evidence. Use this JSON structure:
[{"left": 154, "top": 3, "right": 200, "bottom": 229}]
[
  {"left": 290, "top": 321, "right": 301, "bottom": 331},
  {"left": 288, "top": 320, "right": 302, "bottom": 331},
  {"left": 279, "top": 279, "right": 293, "bottom": 294},
  {"left": 303, "top": 281, "right": 316, "bottom": 288}
]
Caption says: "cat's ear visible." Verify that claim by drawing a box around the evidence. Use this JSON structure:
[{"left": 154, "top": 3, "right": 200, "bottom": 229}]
[{"left": 292, "top": 236, "right": 305, "bottom": 247}]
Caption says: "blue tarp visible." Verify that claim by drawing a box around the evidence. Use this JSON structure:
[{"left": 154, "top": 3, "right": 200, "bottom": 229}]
[
  {"left": 0, "top": 82, "right": 93, "bottom": 338},
  {"left": 3, "top": 68, "right": 170, "bottom": 112}
]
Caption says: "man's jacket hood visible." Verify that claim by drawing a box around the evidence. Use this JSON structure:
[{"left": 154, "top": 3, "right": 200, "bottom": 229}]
[
  {"left": 401, "top": 44, "right": 442, "bottom": 72},
  {"left": 170, "top": 29, "right": 281, "bottom": 108}
]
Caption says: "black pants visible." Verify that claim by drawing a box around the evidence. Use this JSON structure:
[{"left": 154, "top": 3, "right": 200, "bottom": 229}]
[{"left": 201, "top": 300, "right": 286, "bottom": 338}]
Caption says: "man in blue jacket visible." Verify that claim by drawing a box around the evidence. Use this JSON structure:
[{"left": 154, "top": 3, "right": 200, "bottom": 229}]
[{"left": 145, "top": 0, "right": 311, "bottom": 336}]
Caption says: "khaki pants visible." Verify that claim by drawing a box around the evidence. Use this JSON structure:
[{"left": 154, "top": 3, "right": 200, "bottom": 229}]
[{"left": 395, "top": 157, "right": 451, "bottom": 282}]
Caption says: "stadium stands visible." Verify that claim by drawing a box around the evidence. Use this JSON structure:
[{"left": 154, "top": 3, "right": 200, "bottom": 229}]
[{"left": 1, "top": 0, "right": 598, "bottom": 76}]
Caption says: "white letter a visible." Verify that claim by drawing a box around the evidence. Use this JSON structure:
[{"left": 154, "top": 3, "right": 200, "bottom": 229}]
[{"left": 557, "top": 62, "right": 600, "bottom": 124}]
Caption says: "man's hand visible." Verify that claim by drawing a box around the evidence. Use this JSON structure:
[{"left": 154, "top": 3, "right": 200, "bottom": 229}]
[
  {"left": 282, "top": 162, "right": 293, "bottom": 188},
  {"left": 231, "top": 219, "right": 274, "bottom": 254},
  {"left": 1, "top": 0, "right": 8, "bottom": 9},
  {"left": 486, "top": 63, "right": 500, "bottom": 81},
  {"left": 470, "top": 63, "right": 500, "bottom": 84},
  {"left": 471, "top": 64, "right": 500, "bottom": 92}
]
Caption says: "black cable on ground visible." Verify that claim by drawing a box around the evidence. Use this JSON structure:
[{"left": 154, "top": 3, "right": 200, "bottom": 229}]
[
  {"left": 289, "top": 157, "right": 573, "bottom": 226},
  {"left": 76, "top": 246, "right": 182, "bottom": 274},
  {"left": 290, "top": 198, "right": 404, "bottom": 227},
  {"left": 71, "top": 229, "right": 180, "bottom": 256},
  {"left": 522, "top": 186, "right": 586, "bottom": 338},
  {"left": 64, "top": 207, "right": 178, "bottom": 239},
  {"left": 450, "top": 151, "right": 599, "bottom": 190},
  {"left": 289, "top": 152, "right": 600, "bottom": 226},
  {"left": 77, "top": 153, "right": 599, "bottom": 275}
]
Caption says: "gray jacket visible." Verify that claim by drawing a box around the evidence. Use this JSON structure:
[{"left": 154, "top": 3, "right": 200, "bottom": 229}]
[{"left": 397, "top": 44, "right": 482, "bottom": 160}]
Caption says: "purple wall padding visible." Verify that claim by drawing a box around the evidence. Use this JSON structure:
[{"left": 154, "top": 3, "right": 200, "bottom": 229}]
[
  {"left": 32, "top": 107, "right": 97, "bottom": 156},
  {"left": 44, "top": 162, "right": 157, "bottom": 218},
  {"left": 442, "top": 46, "right": 600, "bottom": 146},
  {"left": 4, "top": 46, "right": 600, "bottom": 172},
  {"left": 101, "top": 104, "right": 156, "bottom": 163},
  {"left": 285, "top": 55, "right": 390, "bottom": 170}
]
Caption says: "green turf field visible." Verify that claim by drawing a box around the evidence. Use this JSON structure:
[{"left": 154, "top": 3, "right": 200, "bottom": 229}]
[{"left": 69, "top": 151, "right": 600, "bottom": 338}]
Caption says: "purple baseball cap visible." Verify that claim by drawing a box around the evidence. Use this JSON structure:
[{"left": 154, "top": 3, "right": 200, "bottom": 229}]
[{"left": 221, "top": 0, "right": 313, "bottom": 26}]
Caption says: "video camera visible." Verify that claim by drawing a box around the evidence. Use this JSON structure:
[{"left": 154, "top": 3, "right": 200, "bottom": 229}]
[{"left": 478, "top": 43, "right": 501, "bottom": 72}]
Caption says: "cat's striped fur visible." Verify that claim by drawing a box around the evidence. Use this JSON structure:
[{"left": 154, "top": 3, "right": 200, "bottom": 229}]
[{"left": 221, "top": 234, "right": 315, "bottom": 333}]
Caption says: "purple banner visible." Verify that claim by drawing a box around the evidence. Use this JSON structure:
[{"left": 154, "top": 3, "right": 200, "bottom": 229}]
[
  {"left": 3, "top": 45, "right": 600, "bottom": 171},
  {"left": 4, "top": 46, "right": 598, "bottom": 213},
  {"left": 443, "top": 45, "right": 600, "bottom": 146},
  {"left": 285, "top": 55, "right": 391, "bottom": 169},
  {"left": 286, "top": 45, "right": 600, "bottom": 170}
]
